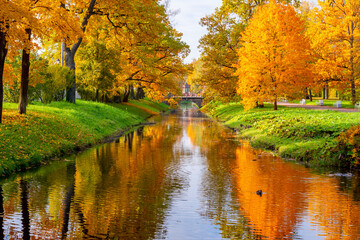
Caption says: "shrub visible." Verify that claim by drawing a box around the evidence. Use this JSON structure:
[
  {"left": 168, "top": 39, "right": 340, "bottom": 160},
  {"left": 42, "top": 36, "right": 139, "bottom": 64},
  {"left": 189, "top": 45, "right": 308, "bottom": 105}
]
[{"left": 337, "top": 126, "right": 360, "bottom": 165}]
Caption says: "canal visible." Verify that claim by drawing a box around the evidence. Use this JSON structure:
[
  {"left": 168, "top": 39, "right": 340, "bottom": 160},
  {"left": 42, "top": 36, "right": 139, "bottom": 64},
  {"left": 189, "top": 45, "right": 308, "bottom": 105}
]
[{"left": 1, "top": 109, "right": 360, "bottom": 239}]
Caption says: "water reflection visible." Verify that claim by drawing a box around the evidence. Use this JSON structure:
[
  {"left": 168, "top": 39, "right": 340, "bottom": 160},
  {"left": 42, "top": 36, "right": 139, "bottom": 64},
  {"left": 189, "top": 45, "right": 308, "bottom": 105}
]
[
  {"left": 20, "top": 179, "right": 30, "bottom": 240},
  {"left": 0, "top": 186, "right": 4, "bottom": 239},
  {"left": 0, "top": 109, "right": 359, "bottom": 239},
  {"left": 231, "top": 143, "right": 360, "bottom": 239}
]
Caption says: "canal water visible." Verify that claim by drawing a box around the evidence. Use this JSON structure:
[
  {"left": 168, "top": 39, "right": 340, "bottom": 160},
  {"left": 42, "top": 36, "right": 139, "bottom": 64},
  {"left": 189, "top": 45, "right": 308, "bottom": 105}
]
[{"left": 1, "top": 109, "right": 360, "bottom": 239}]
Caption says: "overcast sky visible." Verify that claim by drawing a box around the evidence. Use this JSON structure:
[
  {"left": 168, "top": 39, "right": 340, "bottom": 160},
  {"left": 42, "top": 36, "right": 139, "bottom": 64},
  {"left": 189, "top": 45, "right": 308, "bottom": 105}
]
[
  {"left": 169, "top": 0, "right": 221, "bottom": 63},
  {"left": 168, "top": 0, "right": 318, "bottom": 64}
]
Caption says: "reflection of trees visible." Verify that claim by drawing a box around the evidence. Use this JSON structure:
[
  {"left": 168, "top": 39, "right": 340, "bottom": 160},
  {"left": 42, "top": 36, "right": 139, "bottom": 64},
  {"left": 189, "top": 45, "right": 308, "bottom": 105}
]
[
  {"left": 61, "top": 184, "right": 75, "bottom": 239},
  {"left": 20, "top": 179, "right": 30, "bottom": 240},
  {"left": 233, "top": 144, "right": 309, "bottom": 239},
  {"left": 0, "top": 186, "right": 4, "bottom": 239},
  {"left": 0, "top": 161, "right": 76, "bottom": 239},
  {"left": 306, "top": 176, "right": 360, "bottom": 239},
  {"left": 187, "top": 118, "right": 258, "bottom": 239},
  {"left": 353, "top": 174, "right": 360, "bottom": 201},
  {"left": 232, "top": 143, "right": 360, "bottom": 240},
  {"left": 124, "top": 130, "right": 134, "bottom": 151},
  {"left": 70, "top": 120, "right": 183, "bottom": 239}
]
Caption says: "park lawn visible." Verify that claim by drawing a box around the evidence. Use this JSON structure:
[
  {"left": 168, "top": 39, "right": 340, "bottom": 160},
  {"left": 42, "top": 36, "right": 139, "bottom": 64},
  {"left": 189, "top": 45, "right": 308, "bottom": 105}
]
[
  {"left": 207, "top": 102, "right": 360, "bottom": 168},
  {"left": 0, "top": 100, "right": 168, "bottom": 177}
]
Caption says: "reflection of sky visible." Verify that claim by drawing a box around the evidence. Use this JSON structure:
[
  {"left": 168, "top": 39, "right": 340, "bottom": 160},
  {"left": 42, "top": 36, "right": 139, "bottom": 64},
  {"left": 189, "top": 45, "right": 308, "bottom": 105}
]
[
  {"left": 164, "top": 127, "right": 222, "bottom": 239},
  {"left": 296, "top": 214, "right": 325, "bottom": 240}
]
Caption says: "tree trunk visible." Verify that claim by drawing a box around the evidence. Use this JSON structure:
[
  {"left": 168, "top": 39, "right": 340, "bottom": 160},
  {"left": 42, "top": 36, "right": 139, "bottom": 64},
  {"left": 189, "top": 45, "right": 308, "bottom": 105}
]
[
  {"left": 63, "top": 0, "right": 97, "bottom": 103},
  {"left": 62, "top": 0, "right": 97, "bottom": 103},
  {"left": 351, "top": 79, "right": 356, "bottom": 105},
  {"left": 19, "top": 28, "right": 32, "bottom": 114},
  {"left": 309, "top": 89, "right": 313, "bottom": 102},
  {"left": 349, "top": 26, "right": 356, "bottom": 105},
  {"left": 0, "top": 30, "right": 8, "bottom": 124},
  {"left": 95, "top": 88, "right": 99, "bottom": 102},
  {"left": 324, "top": 80, "right": 329, "bottom": 100},
  {"left": 123, "top": 86, "right": 130, "bottom": 102},
  {"left": 134, "top": 87, "right": 139, "bottom": 100},
  {"left": 274, "top": 97, "right": 277, "bottom": 110},
  {"left": 136, "top": 87, "right": 145, "bottom": 99},
  {"left": 130, "top": 85, "right": 135, "bottom": 100},
  {"left": 64, "top": 44, "right": 77, "bottom": 103}
]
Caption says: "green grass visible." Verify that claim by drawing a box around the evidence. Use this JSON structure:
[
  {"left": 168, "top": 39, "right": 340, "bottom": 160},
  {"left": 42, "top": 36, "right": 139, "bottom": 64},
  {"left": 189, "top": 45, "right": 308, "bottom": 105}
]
[
  {"left": 0, "top": 100, "right": 168, "bottom": 177},
  {"left": 126, "top": 99, "right": 169, "bottom": 114},
  {"left": 206, "top": 102, "right": 360, "bottom": 168}
]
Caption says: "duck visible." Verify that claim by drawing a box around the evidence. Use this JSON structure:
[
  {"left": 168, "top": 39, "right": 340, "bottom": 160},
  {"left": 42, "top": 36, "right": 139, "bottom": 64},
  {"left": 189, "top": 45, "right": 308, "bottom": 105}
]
[{"left": 256, "top": 190, "right": 263, "bottom": 197}]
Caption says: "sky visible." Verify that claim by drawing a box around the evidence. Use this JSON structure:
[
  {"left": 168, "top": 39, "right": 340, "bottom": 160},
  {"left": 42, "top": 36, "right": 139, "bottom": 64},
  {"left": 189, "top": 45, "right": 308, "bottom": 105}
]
[
  {"left": 169, "top": 0, "right": 221, "bottom": 63},
  {"left": 169, "top": 0, "right": 318, "bottom": 64}
]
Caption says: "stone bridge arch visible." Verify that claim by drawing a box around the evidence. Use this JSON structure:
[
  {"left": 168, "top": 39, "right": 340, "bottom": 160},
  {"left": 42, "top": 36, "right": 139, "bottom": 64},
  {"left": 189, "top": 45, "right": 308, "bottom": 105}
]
[{"left": 180, "top": 96, "right": 203, "bottom": 108}]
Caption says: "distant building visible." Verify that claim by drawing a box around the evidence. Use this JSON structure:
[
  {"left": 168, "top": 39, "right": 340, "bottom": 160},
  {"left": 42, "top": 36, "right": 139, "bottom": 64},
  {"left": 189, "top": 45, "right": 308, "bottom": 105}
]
[{"left": 182, "top": 83, "right": 191, "bottom": 96}]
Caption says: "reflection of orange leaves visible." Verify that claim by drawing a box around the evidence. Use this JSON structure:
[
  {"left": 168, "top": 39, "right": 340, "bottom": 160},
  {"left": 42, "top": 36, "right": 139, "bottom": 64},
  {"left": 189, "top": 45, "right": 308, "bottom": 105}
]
[
  {"left": 234, "top": 145, "right": 309, "bottom": 239},
  {"left": 233, "top": 143, "right": 360, "bottom": 239}
]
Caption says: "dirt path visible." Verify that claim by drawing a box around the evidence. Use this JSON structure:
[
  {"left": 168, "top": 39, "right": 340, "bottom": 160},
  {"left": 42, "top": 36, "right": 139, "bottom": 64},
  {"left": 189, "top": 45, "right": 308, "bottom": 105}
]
[{"left": 277, "top": 102, "right": 360, "bottom": 112}]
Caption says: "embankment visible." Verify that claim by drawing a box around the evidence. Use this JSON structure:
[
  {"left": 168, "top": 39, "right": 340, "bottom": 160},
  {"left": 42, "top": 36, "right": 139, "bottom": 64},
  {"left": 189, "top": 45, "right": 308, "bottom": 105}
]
[
  {"left": 205, "top": 102, "right": 360, "bottom": 168},
  {"left": 0, "top": 100, "right": 168, "bottom": 177}
]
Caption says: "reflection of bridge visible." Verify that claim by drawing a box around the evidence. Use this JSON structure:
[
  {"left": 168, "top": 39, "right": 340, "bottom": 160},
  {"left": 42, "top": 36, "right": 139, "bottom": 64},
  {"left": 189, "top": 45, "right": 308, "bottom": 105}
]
[{"left": 173, "top": 96, "right": 204, "bottom": 108}]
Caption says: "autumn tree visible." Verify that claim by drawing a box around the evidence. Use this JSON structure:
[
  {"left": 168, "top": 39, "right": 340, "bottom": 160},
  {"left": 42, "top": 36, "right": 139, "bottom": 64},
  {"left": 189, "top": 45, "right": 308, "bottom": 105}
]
[
  {"left": 75, "top": 1, "right": 188, "bottom": 103},
  {"left": 234, "top": 0, "right": 313, "bottom": 110},
  {"left": 17, "top": 0, "right": 80, "bottom": 114},
  {"left": 0, "top": 0, "right": 37, "bottom": 123},
  {"left": 58, "top": 0, "right": 187, "bottom": 104},
  {"left": 197, "top": 5, "right": 246, "bottom": 102},
  {"left": 76, "top": 36, "right": 119, "bottom": 102},
  {"left": 195, "top": 0, "right": 302, "bottom": 104},
  {"left": 307, "top": 0, "right": 360, "bottom": 104}
]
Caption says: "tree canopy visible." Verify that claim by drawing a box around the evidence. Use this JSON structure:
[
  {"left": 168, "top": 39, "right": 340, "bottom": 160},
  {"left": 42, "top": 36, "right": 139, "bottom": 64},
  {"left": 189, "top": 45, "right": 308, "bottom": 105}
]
[{"left": 234, "top": 0, "right": 313, "bottom": 110}]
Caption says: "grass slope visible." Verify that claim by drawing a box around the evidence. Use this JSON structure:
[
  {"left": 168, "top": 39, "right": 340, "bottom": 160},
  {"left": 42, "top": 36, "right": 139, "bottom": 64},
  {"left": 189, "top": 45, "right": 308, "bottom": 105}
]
[
  {"left": 207, "top": 103, "right": 360, "bottom": 168},
  {"left": 0, "top": 100, "right": 168, "bottom": 177}
]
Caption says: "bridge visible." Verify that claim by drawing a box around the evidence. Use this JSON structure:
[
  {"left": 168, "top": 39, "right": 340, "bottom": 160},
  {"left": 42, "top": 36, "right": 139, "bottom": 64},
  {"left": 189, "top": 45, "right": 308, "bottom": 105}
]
[{"left": 173, "top": 96, "right": 204, "bottom": 108}]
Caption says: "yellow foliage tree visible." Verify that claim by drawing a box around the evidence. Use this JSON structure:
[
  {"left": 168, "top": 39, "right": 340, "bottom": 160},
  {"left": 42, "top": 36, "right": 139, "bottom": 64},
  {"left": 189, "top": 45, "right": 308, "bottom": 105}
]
[
  {"left": 235, "top": 0, "right": 313, "bottom": 110},
  {"left": 75, "top": 2, "right": 188, "bottom": 103},
  {"left": 307, "top": 0, "right": 360, "bottom": 104},
  {"left": 0, "top": 0, "right": 37, "bottom": 123}
]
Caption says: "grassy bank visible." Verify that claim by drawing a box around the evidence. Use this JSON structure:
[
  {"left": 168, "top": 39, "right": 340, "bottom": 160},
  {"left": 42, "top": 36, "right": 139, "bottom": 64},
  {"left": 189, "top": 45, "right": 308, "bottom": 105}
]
[
  {"left": 0, "top": 99, "right": 169, "bottom": 177},
  {"left": 206, "top": 102, "right": 360, "bottom": 168}
]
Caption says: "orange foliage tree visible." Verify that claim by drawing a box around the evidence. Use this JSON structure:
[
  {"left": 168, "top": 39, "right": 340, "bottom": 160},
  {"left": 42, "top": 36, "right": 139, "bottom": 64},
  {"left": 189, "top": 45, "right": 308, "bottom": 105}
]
[
  {"left": 234, "top": 0, "right": 313, "bottom": 110},
  {"left": 307, "top": 0, "right": 360, "bottom": 104},
  {"left": 0, "top": 0, "right": 37, "bottom": 123},
  {"left": 0, "top": 0, "right": 79, "bottom": 122},
  {"left": 75, "top": 1, "right": 188, "bottom": 103},
  {"left": 196, "top": 0, "right": 300, "bottom": 104}
]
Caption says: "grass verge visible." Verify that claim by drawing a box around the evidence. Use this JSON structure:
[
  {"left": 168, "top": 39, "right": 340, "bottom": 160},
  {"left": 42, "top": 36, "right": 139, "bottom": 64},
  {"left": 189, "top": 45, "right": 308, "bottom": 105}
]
[
  {"left": 0, "top": 100, "right": 168, "bottom": 177},
  {"left": 206, "top": 102, "right": 360, "bottom": 168}
]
